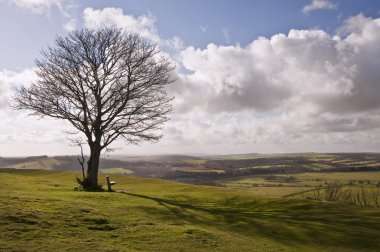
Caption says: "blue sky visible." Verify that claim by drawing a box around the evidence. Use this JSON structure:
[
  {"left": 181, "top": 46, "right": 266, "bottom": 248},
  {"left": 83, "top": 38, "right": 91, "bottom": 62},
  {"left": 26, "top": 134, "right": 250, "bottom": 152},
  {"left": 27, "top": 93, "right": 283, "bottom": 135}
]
[
  {"left": 1, "top": 0, "right": 380, "bottom": 156},
  {"left": 2, "top": 0, "right": 380, "bottom": 69}
]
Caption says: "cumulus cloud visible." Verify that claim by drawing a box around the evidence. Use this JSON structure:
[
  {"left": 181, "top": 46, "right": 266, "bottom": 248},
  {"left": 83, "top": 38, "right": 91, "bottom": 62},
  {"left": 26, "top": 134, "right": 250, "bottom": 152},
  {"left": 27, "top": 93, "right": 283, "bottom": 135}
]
[
  {"left": 0, "top": 68, "right": 36, "bottom": 108},
  {"left": 0, "top": 68, "right": 75, "bottom": 155},
  {"left": 175, "top": 15, "right": 380, "bottom": 115},
  {"left": 302, "top": 0, "right": 337, "bottom": 14},
  {"left": 82, "top": 7, "right": 187, "bottom": 54},
  {"left": 163, "top": 14, "right": 380, "bottom": 152},
  {"left": 173, "top": 42, "right": 291, "bottom": 113},
  {"left": 83, "top": 7, "right": 160, "bottom": 42}
]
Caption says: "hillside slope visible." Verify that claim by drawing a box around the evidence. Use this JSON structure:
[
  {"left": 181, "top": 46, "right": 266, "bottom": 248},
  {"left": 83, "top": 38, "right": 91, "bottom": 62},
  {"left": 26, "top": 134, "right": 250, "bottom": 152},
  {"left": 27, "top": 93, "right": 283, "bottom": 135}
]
[{"left": 0, "top": 169, "right": 380, "bottom": 251}]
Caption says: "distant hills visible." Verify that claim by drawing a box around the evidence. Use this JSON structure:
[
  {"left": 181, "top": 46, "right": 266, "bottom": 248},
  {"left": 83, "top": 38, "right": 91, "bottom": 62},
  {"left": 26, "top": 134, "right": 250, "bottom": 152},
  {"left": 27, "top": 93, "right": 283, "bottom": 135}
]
[{"left": 1, "top": 153, "right": 380, "bottom": 184}]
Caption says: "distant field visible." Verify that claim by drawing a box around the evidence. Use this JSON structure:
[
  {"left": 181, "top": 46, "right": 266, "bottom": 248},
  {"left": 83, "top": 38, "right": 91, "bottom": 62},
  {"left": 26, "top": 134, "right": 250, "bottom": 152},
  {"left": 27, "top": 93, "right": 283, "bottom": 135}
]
[
  {"left": 208, "top": 153, "right": 340, "bottom": 160},
  {"left": 1, "top": 169, "right": 380, "bottom": 251},
  {"left": 301, "top": 163, "right": 334, "bottom": 170},
  {"left": 216, "top": 171, "right": 380, "bottom": 200},
  {"left": 239, "top": 164, "right": 291, "bottom": 169},
  {"left": 2, "top": 153, "right": 380, "bottom": 179},
  {"left": 110, "top": 154, "right": 204, "bottom": 163},
  {"left": 101, "top": 168, "right": 134, "bottom": 174},
  {"left": 184, "top": 169, "right": 225, "bottom": 173},
  {"left": 9, "top": 157, "right": 63, "bottom": 170},
  {"left": 183, "top": 159, "right": 207, "bottom": 165},
  {"left": 293, "top": 171, "right": 380, "bottom": 184}
]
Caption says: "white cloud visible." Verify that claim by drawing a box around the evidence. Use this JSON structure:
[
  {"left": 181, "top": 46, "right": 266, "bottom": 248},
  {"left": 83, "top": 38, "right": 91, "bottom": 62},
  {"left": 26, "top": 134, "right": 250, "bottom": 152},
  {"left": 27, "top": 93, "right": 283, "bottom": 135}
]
[
  {"left": 63, "top": 18, "right": 76, "bottom": 31},
  {"left": 176, "top": 16, "right": 380, "bottom": 115},
  {"left": 0, "top": 68, "right": 36, "bottom": 108},
  {"left": 174, "top": 42, "right": 291, "bottom": 113},
  {"left": 83, "top": 7, "right": 160, "bottom": 42},
  {"left": 166, "top": 36, "right": 184, "bottom": 50},
  {"left": 164, "top": 15, "right": 380, "bottom": 152},
  {"left": 0, "top": 68, "right": 76, "bottom": 156},
  {"left": 7, "top": 0, "right": 65, "bottom": 15},
  {"left": 302, "top": 0, "right": 337, "bottom": 14},
  {"left": 140, "top": 108, "right": 380, "bottom": 154},
  {"left": 82, "top": 7, "right": 187, "bottom": 53}
]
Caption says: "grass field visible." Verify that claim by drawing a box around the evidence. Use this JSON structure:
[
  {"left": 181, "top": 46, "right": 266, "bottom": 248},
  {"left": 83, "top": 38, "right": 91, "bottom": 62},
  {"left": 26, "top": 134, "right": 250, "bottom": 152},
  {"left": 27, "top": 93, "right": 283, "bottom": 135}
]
[{"left": 1, "top": 169, "right": 380, "bottom": 251}]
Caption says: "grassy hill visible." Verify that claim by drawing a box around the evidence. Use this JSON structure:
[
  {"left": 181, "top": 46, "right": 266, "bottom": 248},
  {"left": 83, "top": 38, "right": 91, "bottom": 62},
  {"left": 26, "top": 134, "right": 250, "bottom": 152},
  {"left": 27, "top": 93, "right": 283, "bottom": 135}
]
[
  {"left": 1, "top": 169, "right": 380, "bottom": 251},
  {"left": 2, "top": 153, "right": 380, "bottom": 183},
  {"left": 111, "top": 154, "right": 204, "bottom": 163},
  {"left": 8, "top": 157, "right": 63, "bottom": 170}
]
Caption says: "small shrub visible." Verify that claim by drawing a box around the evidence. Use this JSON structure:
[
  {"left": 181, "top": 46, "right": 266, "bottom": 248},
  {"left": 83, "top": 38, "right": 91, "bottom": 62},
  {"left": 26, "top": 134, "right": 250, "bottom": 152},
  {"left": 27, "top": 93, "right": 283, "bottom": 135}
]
[
  {"left": 310, "top": 186, "right": 323, "bottom": 201},
  {"left": 306, "top": 183, "right": 380, "bottom": 208},
  {"left": 325, "top": 181, "right": 343, "bottom": 201}
]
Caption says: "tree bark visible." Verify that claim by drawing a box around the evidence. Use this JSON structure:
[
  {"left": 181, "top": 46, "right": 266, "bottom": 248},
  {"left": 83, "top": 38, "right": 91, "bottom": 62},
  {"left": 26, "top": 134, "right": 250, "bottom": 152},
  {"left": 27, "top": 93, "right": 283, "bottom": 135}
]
[{"left": 85, "top": 141, "right": 101, "bottom": 190}]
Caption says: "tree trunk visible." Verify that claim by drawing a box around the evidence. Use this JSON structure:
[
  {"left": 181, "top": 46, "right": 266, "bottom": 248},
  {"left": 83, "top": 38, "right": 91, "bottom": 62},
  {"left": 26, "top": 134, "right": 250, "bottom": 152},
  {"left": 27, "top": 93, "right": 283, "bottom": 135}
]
[{"left": 84, "top": 142, "right": 101, "bottom": 190}]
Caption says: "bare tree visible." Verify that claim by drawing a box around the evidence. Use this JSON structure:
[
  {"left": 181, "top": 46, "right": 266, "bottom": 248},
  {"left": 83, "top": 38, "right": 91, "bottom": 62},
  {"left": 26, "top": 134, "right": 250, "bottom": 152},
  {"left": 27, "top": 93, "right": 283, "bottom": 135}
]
[
  {"left": 311, "top": 185, "right": 323, "bottom": 201},
  {"left": 13, "top": 27, "right": 175, "bottom": 190},
  {"left": 369, "top": 186, "right": 380, "bottom": 208},
  {"left": 325, "top": 181, "right": 343, "bottom": 201}
]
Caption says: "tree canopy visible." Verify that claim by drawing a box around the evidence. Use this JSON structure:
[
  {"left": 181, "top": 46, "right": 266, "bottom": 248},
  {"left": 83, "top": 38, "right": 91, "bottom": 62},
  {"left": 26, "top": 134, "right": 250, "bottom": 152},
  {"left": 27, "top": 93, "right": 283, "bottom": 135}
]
[{"left": 14, "top": 27, "right": 175, "bottom": 190}]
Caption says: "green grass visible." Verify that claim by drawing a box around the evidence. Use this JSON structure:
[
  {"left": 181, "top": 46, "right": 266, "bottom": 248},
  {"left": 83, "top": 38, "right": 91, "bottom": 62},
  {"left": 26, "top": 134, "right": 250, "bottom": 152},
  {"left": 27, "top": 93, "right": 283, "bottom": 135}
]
[{"left": 1, "top": 169, "right": 380, "bottom": 251}]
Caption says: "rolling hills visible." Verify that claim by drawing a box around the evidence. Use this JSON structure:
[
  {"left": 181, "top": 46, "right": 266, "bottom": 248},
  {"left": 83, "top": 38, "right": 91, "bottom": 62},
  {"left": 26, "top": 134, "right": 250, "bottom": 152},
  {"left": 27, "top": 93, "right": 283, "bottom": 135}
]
[{"left": 1, "top": 169, "right": 380, "bottom": 251}]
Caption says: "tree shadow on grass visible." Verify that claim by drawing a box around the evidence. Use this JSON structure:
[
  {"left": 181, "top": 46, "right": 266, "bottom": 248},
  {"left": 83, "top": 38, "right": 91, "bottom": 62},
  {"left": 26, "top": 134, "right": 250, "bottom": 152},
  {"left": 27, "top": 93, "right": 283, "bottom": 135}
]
[{"left": 121, "top": 192, "right": 380, "bottom": 251}]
